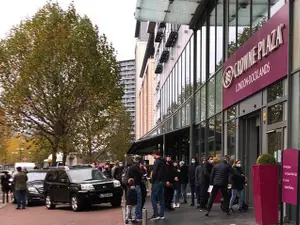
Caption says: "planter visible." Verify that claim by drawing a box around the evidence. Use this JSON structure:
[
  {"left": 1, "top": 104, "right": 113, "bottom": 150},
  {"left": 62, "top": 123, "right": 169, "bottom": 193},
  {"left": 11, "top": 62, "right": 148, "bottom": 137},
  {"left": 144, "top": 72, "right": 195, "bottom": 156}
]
[{"left": 252, "top": 164, "right": 279, "bottom": 225}]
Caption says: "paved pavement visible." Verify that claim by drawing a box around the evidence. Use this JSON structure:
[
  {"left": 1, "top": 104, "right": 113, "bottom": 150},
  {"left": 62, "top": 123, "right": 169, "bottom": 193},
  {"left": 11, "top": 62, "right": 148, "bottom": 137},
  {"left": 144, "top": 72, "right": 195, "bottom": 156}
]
[
  {"left": 141, "top": 200, "right": 257, "bottom": 225},
  {"left": 0, "top": 203, "right": 124, "bottom": 225}
]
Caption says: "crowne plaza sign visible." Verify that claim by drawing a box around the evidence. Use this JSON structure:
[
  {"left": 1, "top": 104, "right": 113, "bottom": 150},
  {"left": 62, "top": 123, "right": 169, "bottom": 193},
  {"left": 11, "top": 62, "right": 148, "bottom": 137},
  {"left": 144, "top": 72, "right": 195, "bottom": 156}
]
[
  {"left": 223, "top": 24, "right": 284, "bottom": 89},
  {"left": 222, "top": 3, "right": 289, "bottom": 109}
]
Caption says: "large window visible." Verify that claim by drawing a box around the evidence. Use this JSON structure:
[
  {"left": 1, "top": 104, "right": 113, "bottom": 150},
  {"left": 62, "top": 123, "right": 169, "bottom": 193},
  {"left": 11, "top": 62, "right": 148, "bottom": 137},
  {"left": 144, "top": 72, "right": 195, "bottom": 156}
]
[
  {"left": 195, "top": 90, "right": 200, "bottom": 124},
  {"left": 196, "top": 30, "right": 201, "bottom": 88},
  {"left": 208, "top": 117, "right": 215, "bottom": 157},
  {"left": 200, "top": 85, "right": 206, "bottom": 121},
  {"left": 207, "top": 77, "right": 215, "bottom": 118},
  {"left": 215, "top": 70, "right": 222, "bottom": 113},
  {"left": 227, "top": 119, "right": 236, "bottom": 158}
]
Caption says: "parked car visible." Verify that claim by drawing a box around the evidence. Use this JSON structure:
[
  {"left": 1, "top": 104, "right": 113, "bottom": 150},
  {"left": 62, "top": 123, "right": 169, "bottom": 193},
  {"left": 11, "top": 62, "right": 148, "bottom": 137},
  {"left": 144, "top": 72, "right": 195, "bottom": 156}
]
[
  {"left": 43, "top": 165, "right": 123, "bottom": 212},
  {"left": 26, "top": 170, "right": 48, "bottom": 205},
  {"left": 11, "top": 169, "right": 48, "bottom": 205}
]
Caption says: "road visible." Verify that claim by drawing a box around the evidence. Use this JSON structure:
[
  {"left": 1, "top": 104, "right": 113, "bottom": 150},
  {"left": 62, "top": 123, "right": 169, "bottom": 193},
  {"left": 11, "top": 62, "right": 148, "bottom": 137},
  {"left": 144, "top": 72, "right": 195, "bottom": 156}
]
[{"left": 0, "top": 203, "right": 124, "bottom": 225}]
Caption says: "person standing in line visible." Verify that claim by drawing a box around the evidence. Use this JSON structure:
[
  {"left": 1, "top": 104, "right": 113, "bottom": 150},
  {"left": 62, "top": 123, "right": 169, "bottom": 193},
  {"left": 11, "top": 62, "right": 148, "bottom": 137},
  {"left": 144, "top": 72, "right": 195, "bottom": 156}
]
[
  {"left": 125, "top": 178, "right": 138, "bottom": 224},
  {"left": 172, "top": 161, "right": 181, "bottom": 208},
  {"left": 112, "top": 161, "right": 122, "bottom": 182},
  {"left": 229, "top": 160, "right": 246, "bottom": 213},
  {"left": 140, "top": 161, "right": 148, "bottom": 209},
  {"left": 199, "top": 156, "right": 213, "bottom": 211},
  {"left": 150, "top": 151, "right": 167, "bottom": 221},
  {"left": 188, "top": 157, "right": 198, "bottom": 206},
  {"left": 1, "top": 171, "right": 11, "bottom": 203},
  {"left": 164, "top": 156, "right": 176, "bottom": 211},
  {"left": 128, "top": 156, "right": 144, "bottom": 222},
  {"left": 205, "top": 156, "right": 232, "bottom": 216},
  {"left": 195, "top": 158, "right": 204, "bottom": 209},
  {"left": 13, "top": 167, "right": 28, "bottom": 209},
  {"left": 179, "top": 161, "right": 188, "bottom": 204}
]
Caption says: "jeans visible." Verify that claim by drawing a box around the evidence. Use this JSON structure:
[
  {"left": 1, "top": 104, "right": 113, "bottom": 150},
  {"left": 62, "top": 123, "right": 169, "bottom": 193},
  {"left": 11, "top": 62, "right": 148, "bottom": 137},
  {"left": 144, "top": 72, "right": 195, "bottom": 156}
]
[
  {"left": 195, "top": 185, "right": 201, "bottom": 205},
  {"left": 151, "top": 181, "right": 165, "bottom": 217},
  {"left": 15, "top": 190, "right": 26, "bottom": 208},
  {"left": 229, "top": 189, "right": 244, "bottom": 209},
  {"left": 207, "top": 185, "right": 229, "bottom": 213},
  {"left": 180, "top": 184, "right": 187, "bottom": 202},
  {"left": 200, "top": 183, "right": 209, "bottom": 209},
  {"left": 135, "top": 185, "right": 142, "bottom": 219},
  {"left": 126, "top": 205, "right": 136, "bottom": 220},
  {"left": 164, "top": 186, "right": 174, "bottom": 209},
  {"left": 172, "top": 188, "right": 181, "bottom": 205},
  {"left": 190, "top": 183, "right": 196, "bottom": 205}
]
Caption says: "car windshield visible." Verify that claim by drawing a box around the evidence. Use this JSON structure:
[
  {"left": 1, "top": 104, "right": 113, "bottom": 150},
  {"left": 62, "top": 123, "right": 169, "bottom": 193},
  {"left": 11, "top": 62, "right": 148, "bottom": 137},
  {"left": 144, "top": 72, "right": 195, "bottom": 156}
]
[
  {"left": 68, "top": 168, "right": 106, "bottom": 182},
  {"left": 27, "top": 172, "right": 47, "bottom": 182}
]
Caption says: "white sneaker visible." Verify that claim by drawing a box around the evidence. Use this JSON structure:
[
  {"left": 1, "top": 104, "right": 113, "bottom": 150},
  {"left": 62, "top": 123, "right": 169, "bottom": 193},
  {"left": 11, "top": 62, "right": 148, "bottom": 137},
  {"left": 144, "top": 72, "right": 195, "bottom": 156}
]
[
  {"left": 172, "top": 203, "right": 176, "bottom": 208},
  {"left": 159, "top": 216, "right": 165, "bottom": 220},
  {"left": 176, "top": 203, "right": 180, "bottom": 208}
]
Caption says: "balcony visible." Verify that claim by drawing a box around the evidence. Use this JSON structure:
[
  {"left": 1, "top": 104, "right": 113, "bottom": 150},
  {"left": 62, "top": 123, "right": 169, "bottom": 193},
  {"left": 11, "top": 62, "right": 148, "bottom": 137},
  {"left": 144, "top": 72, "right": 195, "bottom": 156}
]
[
  {"left": 155, "top": 63, "right": 163, "bottom": 74},
  {"left": 165, "top": 30, "right": 178, "bottom": 48},
  {"left": 159, "top": 49, "right": 169, "bottom": 63},
  {"left": 155, "top": 23, "right": 165, "bottom": 43}
]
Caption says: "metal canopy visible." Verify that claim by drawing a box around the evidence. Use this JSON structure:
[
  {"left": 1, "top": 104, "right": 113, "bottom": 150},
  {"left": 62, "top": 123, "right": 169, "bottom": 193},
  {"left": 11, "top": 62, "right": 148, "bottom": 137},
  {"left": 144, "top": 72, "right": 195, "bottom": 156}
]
[{"left": 135, "top": 0, "right": 204, "bottom": 25}]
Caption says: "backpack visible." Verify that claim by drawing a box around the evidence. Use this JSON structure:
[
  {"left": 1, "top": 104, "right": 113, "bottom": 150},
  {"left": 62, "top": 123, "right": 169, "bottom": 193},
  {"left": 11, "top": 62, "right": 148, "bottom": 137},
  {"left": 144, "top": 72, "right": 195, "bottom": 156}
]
[{"left": 121, "top": 166, "right": 130, "bottom": 186}]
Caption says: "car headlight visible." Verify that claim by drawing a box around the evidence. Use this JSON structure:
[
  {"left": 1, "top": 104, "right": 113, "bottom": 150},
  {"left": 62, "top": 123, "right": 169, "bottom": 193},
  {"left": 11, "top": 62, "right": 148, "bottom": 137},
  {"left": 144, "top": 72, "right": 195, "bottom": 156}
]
[
  {"left": 80, "top": 184, "right": 95, "bottom": 191},
  {"left": 113, "top": 180, "right": 121, "bottom": 188},
  {"left": 28, "top": 186, "right": 38, "bottom": 193}
]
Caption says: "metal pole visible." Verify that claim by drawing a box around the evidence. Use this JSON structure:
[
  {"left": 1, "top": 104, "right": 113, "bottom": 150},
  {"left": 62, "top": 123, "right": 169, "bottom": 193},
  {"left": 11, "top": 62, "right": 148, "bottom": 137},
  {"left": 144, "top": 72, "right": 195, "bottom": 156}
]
[
  {"left": 142, "top": 208, "right": 147, "bottom": 225},
  {"left": 296, "top": 151, "right": 300, "bottom": 225},
  {"left": 280, "top": 150, "right": 283, "bottom": 225}
]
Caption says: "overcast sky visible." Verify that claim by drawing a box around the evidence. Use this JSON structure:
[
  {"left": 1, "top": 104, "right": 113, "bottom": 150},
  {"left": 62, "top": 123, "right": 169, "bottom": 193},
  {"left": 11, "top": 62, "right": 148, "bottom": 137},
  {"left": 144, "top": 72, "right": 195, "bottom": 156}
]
[{"left": 0, "top": 0, "right": 136, "bottom": 61}]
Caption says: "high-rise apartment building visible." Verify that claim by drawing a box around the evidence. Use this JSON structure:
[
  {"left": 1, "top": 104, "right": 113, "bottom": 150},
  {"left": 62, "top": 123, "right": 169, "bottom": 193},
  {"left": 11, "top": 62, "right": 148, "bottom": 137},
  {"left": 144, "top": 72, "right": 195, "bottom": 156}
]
[{"left": 119, "top": 60, "right": 136, "bottom": 139}]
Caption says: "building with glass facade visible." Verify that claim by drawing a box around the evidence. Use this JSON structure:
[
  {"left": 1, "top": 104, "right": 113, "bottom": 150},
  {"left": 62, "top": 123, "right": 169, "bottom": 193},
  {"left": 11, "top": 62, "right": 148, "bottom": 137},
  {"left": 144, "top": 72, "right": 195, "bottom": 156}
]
[{"left": 129, "top": 0, "right": 300, "bottom": 220}]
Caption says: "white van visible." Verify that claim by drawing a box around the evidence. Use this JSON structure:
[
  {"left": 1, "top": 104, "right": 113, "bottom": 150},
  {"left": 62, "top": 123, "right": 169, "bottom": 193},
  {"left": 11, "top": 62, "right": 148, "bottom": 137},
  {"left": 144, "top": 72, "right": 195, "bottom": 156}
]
[{"left": 14, "top": 162, "right": 36, "bottom": 171}]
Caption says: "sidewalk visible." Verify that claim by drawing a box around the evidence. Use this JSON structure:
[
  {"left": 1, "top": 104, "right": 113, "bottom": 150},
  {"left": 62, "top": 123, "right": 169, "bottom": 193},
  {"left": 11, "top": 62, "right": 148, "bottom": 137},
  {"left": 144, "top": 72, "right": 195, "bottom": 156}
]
[
  {"left": 142, "top": 199, "right": 256, "bottom": 225},
  {"left": 0, "top": 203, "right": 7, "bottom": 209}
]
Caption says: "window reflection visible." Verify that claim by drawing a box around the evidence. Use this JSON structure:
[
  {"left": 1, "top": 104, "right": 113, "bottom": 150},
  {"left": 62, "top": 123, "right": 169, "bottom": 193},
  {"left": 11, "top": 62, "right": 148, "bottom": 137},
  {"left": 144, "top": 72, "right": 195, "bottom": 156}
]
[
  {"left": 195, "top": 91, "right": 200, "bottom": 124},
  {"left": 200, "top": 122, "right": 206, "bottom": 156},
  {"left": 267, "top": 131, "right": 282, "bottom": 156},
  {"left": 182, "top": 106, "right": 186, "bottom": 127},
  {"left": 267, "top": 103, "right": 283, "bottom": 124},
  {"left": 201, "top": 85, "right": 206, "bottom": 121},
  {"left": 208, "top": 77, "right": 215, "bottom": 118},
  {"left": 227, "top": 105, "right": 236, "bottom": 121},
  {"left": 215, "top": 113, "right": 222, "bottom": 156},
  {"left": 209, "top": 8, "right": 216, "bottom": 76},
  {"left": 228, "top": 0, "right": 237, "bottom": 57},
  {"left": 237, "top": 0, "right": 250, "bottom": 47},
  {"left": 182, "top": 51, "right": 186, "bottom": 102},
  {"left": 208, "top": 117, "right": 215, "bottom": 157},
  {"left": 215, "top": 70, "right": 222, "bottom": 113},
  {"left": 227, "top": 119, "right": 236, "bottom": 158},
  {"left": 178, "top": 57, "right": 182, "bottom": 105},
  {"left": 216, "top": 0, "right": 224, "bottom": 69},
  {"left": 190, "top": 35, "right": 194, "bottom": 91},
  {"left": 267, "top": 80, "right": 283, "bottom": 103},
  {"left": 201, "top": 23, "right": 207, "bottom": 82},
  {"left": 185, "top": 42, "right": 191, "bottom": 98},
  {"left": 196, "top": 30, "right": 201, "bottom": 87}
]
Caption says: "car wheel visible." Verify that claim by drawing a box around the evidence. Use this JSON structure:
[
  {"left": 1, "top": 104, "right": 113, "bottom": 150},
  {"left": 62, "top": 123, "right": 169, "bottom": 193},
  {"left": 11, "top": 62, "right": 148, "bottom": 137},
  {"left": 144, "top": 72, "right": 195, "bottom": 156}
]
[
  {"left": 71, "top": 195, "right": 82, "bottom": 212},
  {"left": 111, "top": 198, "right": 122, "bottom": 208},
  {"left": 45, "top": 194, "right": 56, "bottom": 209}
]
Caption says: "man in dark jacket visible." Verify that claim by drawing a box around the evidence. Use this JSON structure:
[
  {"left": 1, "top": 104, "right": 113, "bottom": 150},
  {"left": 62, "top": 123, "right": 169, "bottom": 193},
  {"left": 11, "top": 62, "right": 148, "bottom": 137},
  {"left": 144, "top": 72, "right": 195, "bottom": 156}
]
[
  {"left": 164, "top": 156, "right": 177, "bottom": 211},
  {"left": 200, "top": 156, "right": 213, "bottom": 210},
  {"left": 1, "top": 171, "right": 11, "bottom": 203},
  {"left": 150, "top": 151, "right": 167, "bottom": 220},
  {"left": 128, "top": 156, "right": 143, "bottom": 222},
  {"left": 179, "top": 161, "right": 188, "bottom": 204},
  {"left": 188, "top": 157, "right": 198, "bottom": 206},
  {"left": 205, "top": 156, "right": 232, "bottom": 216},
  {"left": 195, "top": 159, "right": 203, "bottom": 209}
]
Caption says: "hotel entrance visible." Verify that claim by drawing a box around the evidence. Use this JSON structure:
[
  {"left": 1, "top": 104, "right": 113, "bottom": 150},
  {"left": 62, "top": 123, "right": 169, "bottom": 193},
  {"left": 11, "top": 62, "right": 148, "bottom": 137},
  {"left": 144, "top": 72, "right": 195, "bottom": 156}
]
[{"left": 239, "top": 111, "right": 261, "bottom": 207}]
